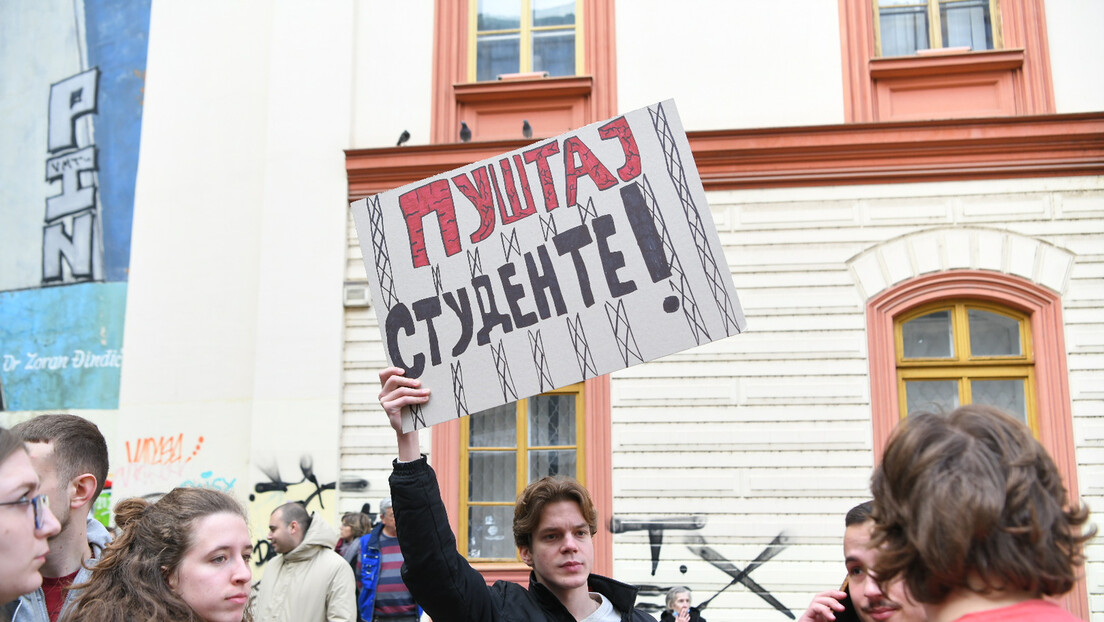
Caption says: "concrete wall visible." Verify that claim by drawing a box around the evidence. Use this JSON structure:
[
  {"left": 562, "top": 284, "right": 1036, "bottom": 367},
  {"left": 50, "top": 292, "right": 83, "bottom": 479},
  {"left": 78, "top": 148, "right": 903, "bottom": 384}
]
[
  {"left": 351, "top": 0, "right": 435, "bottom": 149},
  {"left": 1046, "top": 0, "right": 1104, "bottom": 114},
  {"left": 616, "top": 0, "right": 846, "bottom": 131},
  {"left": 1, "top": 0, "right": 365, "bottom": 578},
  {"left": 115, "top": 0, "right": 355, "bottom": 570}
]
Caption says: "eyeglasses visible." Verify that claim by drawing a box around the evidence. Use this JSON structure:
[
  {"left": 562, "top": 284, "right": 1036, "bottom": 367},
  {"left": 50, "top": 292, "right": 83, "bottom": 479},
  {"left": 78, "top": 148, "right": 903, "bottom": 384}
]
[{"left": 0, "top": 494, "right": 50, "bottom": 529}]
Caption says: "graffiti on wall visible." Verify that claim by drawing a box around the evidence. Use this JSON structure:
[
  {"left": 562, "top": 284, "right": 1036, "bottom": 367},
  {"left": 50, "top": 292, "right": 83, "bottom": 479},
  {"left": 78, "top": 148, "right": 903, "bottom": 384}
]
[
  {"left": 104, "top": 440, "right": 366, "bottom": 574},
  {"left": 0, "top": 0, "right": 150, "bottom": 411},
  {"left": 248, "top": 455, "right": 369, "bottom": 568},
  {"left": 611, "top": 513, "right": 794, "bottom": 618},
  {"left": 45, "top": 68, "right": 103, "bottom": 284},
  {"left": 111, "top": 432, "right": 209, "bottom": 491}
]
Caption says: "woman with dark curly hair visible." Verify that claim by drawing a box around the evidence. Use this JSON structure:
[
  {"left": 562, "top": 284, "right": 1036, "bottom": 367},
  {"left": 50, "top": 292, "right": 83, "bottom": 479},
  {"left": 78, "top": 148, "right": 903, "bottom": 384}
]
[
  {"left": 871, "top": 404, "right": 1095, "bottom": 622},
  {"left": 60, "top": 487, "right": 253, "bottom": 622}
]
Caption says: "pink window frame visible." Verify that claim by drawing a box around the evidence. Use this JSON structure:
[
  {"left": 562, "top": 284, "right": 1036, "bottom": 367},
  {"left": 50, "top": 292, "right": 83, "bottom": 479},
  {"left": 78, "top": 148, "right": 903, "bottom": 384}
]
[{"left": 866, "top": 269, "right": 1086, "bottom": 617}]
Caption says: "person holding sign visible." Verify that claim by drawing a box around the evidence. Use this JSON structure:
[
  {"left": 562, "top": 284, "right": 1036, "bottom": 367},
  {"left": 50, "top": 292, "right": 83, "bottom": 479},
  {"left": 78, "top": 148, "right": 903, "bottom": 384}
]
[{"left": 378, "top": 366, "right": 655, "bottom": 622}]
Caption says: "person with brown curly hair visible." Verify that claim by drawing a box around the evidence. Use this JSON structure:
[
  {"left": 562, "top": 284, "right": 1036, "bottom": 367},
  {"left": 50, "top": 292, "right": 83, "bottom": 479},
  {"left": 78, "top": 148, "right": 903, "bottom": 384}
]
[
  {"left": 59, "top": 488, "right": 253, "bottom": 622},
  {"left": 870, "top": 405, "right": 1095, "bottom": 622}
]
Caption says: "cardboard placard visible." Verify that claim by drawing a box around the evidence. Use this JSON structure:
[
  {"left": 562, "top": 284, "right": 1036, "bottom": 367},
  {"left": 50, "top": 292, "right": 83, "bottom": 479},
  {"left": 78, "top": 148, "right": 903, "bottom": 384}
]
[{"left": 352, "top": 100, "right": 745, "bottom": 431}]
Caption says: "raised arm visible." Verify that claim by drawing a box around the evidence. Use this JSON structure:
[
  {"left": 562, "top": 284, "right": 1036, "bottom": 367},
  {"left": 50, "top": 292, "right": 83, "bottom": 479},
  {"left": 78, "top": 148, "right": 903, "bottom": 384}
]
[
  {"left": 378, "top": 366, "right": 429, "bottom": 461},
  {"left": 379, "top": 367, "right": 502, "bottom": 622}
]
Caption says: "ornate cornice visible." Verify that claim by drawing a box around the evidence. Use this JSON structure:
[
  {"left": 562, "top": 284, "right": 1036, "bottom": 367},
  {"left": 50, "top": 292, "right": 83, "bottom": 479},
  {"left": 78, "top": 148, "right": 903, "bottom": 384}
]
[{"left": 346, "top": 112, "right": 1104, "bottom": 199}]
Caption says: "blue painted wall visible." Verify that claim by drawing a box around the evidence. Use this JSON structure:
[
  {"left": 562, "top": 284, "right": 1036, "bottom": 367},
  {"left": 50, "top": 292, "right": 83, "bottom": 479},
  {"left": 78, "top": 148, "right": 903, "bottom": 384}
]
[
  {"left": 86, "top": 0, "right": 151, "bottom": 282},
  {"left": 0, "top": 0, "right": 149, "bottom": 411}
]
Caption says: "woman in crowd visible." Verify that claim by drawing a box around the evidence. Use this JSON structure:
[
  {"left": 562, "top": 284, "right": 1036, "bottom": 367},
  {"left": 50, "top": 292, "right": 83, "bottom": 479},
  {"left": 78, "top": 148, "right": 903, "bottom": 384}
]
[
  {"left": 660, "top": 586, "right": 707, "bottom": 622},
  {"left": 335, "top": 511, "right": 371, "bottom": 569},
  {"left": 60, "top": 487, "right": 253, "bottom": 622},
  {"left": 1, "top": 426, "right": 61, "bottom": 620}
]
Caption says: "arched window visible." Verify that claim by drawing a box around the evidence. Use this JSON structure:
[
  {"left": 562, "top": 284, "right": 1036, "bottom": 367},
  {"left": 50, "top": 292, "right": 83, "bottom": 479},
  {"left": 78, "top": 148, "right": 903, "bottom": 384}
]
[
  {"left": 895, "top": 301, "right": 1037, "bottom": 432},
  {"left": 866, "top": 270, "right": 1086, "bottom": 618}
]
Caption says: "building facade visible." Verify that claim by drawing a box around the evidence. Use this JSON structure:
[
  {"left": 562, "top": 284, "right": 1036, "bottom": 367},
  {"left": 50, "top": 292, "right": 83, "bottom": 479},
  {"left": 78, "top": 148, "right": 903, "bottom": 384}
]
[{"left": 2, "top": 1, "right": 1102, "bottom": 618}]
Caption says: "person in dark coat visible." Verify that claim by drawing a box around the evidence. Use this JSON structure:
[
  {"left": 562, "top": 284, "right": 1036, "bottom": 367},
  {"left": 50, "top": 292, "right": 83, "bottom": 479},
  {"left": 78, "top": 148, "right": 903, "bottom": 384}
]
[
  {"left": 658, "top": 586, "right": 705, "bottom": 622},
  {"left": 379, "top": 367, "right": 656, "bottom": 622}
]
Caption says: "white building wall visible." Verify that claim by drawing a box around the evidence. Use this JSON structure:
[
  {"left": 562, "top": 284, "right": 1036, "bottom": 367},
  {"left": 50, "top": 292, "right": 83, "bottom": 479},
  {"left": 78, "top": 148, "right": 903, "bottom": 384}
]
[
  {"left": 616, "top": 0, "right": 846, "bottom": 130},
  {"left": 1046, "top": 0, "right": 1104, "bottom": 114},
  {"left": 606, "top": 176, "right": 1104, "bottom": 618},
  {"left": 118, "top": 0, "right": 355, "bottom": 573},
  {"left": 351, "top": 0, "right": 436, "bottom": 149}
]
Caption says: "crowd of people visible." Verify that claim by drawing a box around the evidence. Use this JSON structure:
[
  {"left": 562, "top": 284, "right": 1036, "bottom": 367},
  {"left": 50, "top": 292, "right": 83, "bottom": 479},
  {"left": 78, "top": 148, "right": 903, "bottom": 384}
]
[{"left": 0, "top": 369, "right": 1096, "bottom": 622}]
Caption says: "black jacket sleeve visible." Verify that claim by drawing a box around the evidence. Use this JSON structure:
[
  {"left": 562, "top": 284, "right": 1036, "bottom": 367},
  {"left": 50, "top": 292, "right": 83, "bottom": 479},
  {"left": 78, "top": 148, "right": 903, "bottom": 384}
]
[{"left": 389, "top": 456, "right": 500, "bottom": 622}]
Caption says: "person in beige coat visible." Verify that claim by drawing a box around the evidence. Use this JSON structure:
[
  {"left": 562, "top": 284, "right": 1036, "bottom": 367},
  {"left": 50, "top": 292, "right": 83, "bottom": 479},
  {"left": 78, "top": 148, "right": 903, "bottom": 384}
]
[{"left": 253, "top": 503, "right": 356, "bottom": 622}]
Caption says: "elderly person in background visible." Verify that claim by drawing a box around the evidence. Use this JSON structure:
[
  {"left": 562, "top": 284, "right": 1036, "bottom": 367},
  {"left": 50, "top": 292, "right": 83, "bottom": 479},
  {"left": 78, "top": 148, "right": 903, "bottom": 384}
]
[{"left": 660, "top": 586, "right": 705, "bottom": 622}]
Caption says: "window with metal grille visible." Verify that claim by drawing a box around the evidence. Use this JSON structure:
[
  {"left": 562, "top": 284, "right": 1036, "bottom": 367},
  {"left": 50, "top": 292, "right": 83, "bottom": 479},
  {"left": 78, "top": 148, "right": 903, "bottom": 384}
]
[{"left": 459, "top": 382, "right": 585, "bottom": 560}]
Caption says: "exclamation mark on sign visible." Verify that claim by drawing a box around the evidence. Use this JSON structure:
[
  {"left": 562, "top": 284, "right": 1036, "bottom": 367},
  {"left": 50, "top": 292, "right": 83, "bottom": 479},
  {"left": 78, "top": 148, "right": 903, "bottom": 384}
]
[{"left": 620, "top": 183, "right": 678, "bottom": 312}]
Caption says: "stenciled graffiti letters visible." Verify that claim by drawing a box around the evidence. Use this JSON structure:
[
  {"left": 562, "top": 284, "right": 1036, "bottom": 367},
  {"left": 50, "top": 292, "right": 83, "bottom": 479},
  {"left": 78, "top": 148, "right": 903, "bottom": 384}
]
[
  {"left": 252, "top": 539, "right": 278, "bottom": 567},
  {"left": 44, "top": 68, "right": 102, "bottom": 284},
  {"left": 689, "top": 532, "right": 793, "bottom": 619},
  {"left": 611, "top": 512, "right": 794, "bottom": 619},
  {"left": 251, "top": 455, "right": 369, "bottom": 509}
]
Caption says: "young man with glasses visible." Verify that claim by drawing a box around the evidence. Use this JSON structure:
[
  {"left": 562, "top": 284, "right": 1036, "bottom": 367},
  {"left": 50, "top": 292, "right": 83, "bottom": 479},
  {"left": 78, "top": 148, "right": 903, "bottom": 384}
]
[{"left": 1, "top": 426, "right": 62, "bottom": 619}]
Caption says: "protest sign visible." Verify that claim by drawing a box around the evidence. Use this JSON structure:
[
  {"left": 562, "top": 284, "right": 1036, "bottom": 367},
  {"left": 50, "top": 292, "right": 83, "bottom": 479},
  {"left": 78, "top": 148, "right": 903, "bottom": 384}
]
[{"left": 352, "top": 100, "right": 745, "bottom": 431}]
